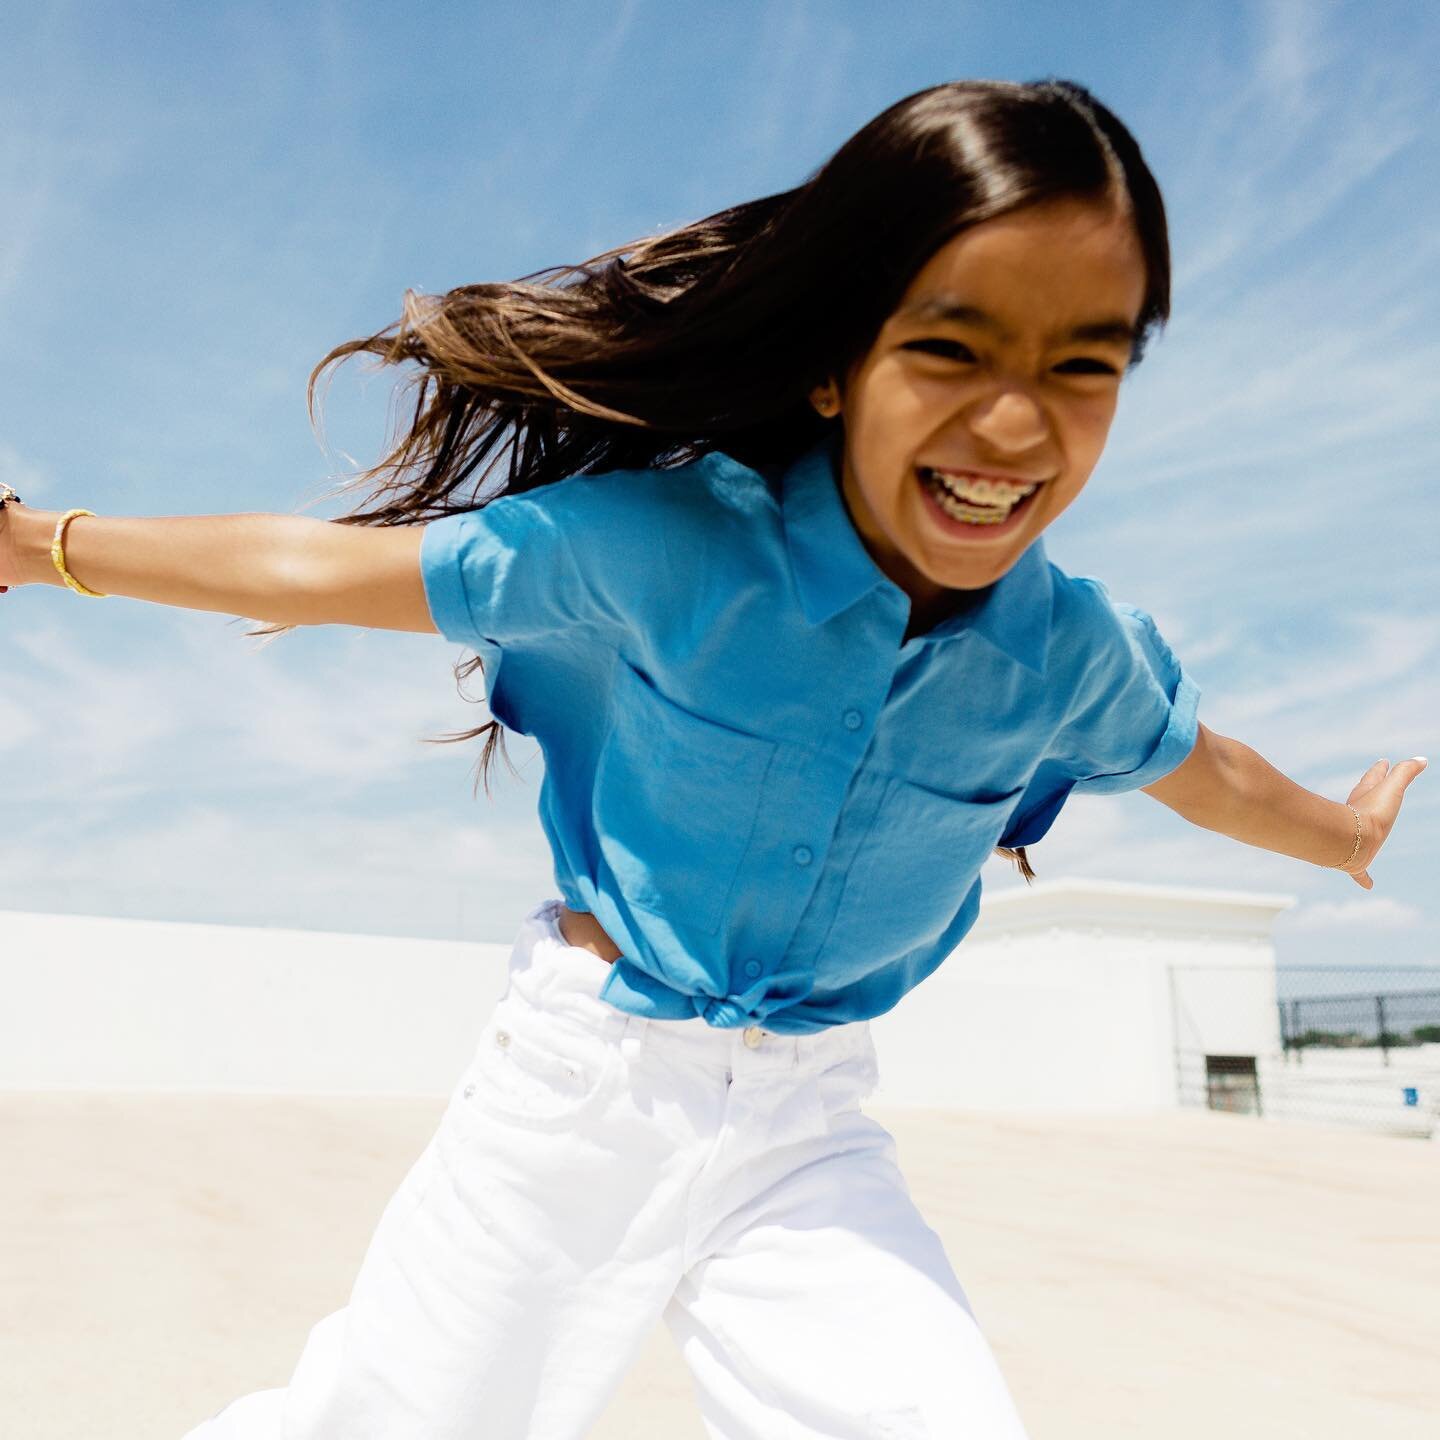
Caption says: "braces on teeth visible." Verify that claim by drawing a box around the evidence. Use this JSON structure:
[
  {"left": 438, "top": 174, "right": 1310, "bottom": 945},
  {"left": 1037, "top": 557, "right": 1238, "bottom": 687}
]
[{"left": 920, "top": 467, "right": 1032, "bottom": 525}]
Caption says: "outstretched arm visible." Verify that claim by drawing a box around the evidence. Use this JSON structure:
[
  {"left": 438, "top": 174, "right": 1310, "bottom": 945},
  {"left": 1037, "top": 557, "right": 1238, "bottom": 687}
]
[
  {"left": 0, "top": 502, "right": 436, "bottom": 633},
  {"left": 1140, "top": 722, "right": 1427, "bottom": 891}
]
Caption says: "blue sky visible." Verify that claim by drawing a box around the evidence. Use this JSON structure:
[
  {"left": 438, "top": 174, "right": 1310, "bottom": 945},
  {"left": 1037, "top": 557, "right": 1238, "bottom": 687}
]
[{"left": 2, "top": 0, "right": 1436, "bottom": 977}]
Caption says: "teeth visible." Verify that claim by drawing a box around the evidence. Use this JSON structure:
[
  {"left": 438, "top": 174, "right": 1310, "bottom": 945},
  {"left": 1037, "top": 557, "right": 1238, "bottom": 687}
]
[
  {"left": 919, "top": 467, "right": 1035, "bottom": 525},
  {"left": 931, "top": 489, "right": 1010, "bottom": 524},
  {"left": 924, "top": 467, "right": 1036, "bottom": 507}
]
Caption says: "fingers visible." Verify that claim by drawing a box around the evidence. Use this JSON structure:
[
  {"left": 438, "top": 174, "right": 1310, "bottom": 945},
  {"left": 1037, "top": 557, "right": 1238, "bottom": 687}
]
[
  {"left": 1348, "top": 756, "right": 1427, "bottom": 806},
  {"left": 1344, "top": 757, "right": 1425, "bottom": 888},
  {"left": 1347, "top": 759, "right": 1390, "bottom": 805},
  {"left": 1378, "top": 756, "right": 1429, "bottom": 804},
  {"left": 1379, "top": 756, "right": 1426, "bottom": 786}
]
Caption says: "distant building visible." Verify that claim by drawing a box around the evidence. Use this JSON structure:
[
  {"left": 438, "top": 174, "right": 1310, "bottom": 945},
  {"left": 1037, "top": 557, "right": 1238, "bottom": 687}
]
[{"left": 866, "top": 878, "right": 1439, "bottom": 1139}]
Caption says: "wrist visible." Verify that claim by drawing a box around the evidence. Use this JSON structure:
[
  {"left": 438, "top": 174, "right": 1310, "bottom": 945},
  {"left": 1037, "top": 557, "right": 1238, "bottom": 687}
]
[
  {"left": 13, "top": 506, "right": 66, "bottom": 587},
  {"left": 1329, "top": 800, "right": 1364, "bottom": 870}
]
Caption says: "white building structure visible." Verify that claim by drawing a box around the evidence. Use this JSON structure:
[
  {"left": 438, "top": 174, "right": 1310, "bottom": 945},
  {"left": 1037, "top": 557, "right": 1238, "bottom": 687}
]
[
  {"left": 2, "top": 879, "right": 1435, "bottom": 1136},
  {"left": 869, "top": 877, "right": 1292, "bottom": 1111}
]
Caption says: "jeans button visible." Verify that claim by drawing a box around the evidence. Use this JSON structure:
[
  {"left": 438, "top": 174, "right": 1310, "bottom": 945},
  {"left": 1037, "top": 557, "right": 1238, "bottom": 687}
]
[{"left": 743, "top": 1026, "right": 763, "bottom": 1049}]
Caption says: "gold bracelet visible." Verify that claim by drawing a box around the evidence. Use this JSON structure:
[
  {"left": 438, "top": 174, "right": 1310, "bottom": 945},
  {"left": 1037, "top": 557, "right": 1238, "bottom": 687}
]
[
  {"left": 51, "top": 509, "right": 108, "bottom": 597},
  {"left": 1331, "top": 801, "right": 1363, "bottom": 870}
]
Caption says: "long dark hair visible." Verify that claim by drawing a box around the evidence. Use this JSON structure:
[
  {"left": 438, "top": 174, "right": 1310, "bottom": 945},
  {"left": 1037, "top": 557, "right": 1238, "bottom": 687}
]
[{"left": 277, "top": 77, "right": 1171, "bottom": 883}]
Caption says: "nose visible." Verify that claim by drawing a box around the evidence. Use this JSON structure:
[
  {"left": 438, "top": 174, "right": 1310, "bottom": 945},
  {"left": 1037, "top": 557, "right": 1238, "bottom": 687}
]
[{"left": 965, "top": 384, "right": 1050, "bottom": 455}]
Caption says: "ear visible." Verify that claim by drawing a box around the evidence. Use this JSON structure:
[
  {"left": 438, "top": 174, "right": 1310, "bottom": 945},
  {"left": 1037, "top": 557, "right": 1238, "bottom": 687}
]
[{"left": 808, "top": 380, "right": 842, "bottom": 418}]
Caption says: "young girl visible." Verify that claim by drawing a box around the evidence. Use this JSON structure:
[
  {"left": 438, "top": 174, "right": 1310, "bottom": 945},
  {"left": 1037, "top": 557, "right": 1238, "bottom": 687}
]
[{"left": 0, "top": 78, "right": 1424, "bottom": 1440}]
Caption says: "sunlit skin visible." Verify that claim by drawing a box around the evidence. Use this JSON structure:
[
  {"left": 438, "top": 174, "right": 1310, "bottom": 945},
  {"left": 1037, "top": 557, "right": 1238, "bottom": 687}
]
[{"left": 813, "top": 195, "right": 1148, "bottom": 636}]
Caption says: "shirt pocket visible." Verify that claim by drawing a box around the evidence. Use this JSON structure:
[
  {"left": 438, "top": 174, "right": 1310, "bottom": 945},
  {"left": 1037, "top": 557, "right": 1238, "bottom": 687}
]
[
  {"left": 593, "top": 657, "right": 777, "bottom": 937},
  {"left": 833, "top": 777, "right": 1024, "bottom": 963}
]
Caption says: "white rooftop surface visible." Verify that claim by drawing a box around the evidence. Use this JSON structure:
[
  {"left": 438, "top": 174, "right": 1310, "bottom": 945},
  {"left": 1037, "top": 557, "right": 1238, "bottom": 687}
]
[{"left": 4, "top": 1093, "right": 1437, "bottom": 1438}]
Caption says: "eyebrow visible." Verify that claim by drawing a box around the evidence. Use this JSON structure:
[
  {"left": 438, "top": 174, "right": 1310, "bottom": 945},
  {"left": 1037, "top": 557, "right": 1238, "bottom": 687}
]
[{"left": 898, "top": 298, "right": 1138, "bottom": 349}]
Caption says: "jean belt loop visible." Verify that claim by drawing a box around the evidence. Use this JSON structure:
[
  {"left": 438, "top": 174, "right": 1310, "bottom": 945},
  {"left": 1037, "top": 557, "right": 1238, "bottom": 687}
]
[{"left": 619, "top": 1013, "right": 647, "bottom": 1059}]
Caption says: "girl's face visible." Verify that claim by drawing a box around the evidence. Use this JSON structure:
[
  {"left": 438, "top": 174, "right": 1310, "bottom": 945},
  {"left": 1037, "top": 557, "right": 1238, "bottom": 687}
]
[{"left": 825, "top": 195, "right": 1148, "bottom": 624}]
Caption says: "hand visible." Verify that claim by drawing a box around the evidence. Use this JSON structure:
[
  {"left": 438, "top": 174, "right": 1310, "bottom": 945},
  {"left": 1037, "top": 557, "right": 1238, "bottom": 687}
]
[
  {"left": 1339, "top": 757, "right": 1428, "bottom": 890},
  {"left": 0, "top": 497, "right": 23, "bottom": 593}
]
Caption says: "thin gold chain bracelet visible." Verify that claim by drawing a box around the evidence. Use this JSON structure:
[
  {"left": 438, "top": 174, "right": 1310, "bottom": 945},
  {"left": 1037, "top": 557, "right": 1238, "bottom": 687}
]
[{"left": 1332, "top": 801, "right": 1363, "bottom": 870}]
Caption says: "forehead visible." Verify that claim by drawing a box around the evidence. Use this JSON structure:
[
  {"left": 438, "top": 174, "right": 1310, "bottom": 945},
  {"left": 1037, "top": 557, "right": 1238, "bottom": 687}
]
[{"left": 895, "top": 196, "right": 1147, "bottom": 332}]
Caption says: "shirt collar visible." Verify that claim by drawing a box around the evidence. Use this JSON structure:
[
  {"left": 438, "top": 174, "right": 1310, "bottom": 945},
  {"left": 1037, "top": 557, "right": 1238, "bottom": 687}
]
[{"left": 777, "top": 437, "right": 1053, "bottom": 676}]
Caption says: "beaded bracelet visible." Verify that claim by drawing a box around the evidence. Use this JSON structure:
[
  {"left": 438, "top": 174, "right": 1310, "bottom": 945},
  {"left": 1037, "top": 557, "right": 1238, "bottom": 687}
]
[
  {"left": 1332, "top": 801, "right": 1363, "bottom": 871},
  {"left": 51, "top": 509, "right": 109, "bottom": 597},
  {"left": 0, "top": 483, "right": 17, "bottom": 594}
]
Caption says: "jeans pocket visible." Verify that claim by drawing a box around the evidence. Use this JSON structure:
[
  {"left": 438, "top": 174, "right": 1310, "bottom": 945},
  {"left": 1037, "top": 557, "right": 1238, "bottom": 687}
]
[
  {"left": 453, "top": 1004, "right": 620, "bottom": 1135},
  {"left": 816, "top": 1047, "right": 881, "bottom": 1117}
]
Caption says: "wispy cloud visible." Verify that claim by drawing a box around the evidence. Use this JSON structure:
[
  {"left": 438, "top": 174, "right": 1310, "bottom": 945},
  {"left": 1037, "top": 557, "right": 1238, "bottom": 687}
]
[
  {"left": 1255, "top": 0, "right": 1323, "bottom": 119},
  {"left": 1088, "top": 2, "right": 1434, "bottom": 544},
  {"left": 0, "top": 798, "right": 555, "bottom": 942},
  {"left": 1202, "top": 610, "right": 1439, "bottom": 738},
  {"left": 561, "top": 0, "right": 643, "bottom": 131},
  {"left": 1167, "top": 0, "right": 1422, "bottom": 293},
  {"left": 741, "top": 0, "right": 857, "bottom": 175},
  {"left": 0, "top": 611, "right": 513, "bottom": 802},
  {"left": 0, "top": 610, "right": 553, "bottom": 941},
  {"left": 0, "top": 109, "right": 55, "bottom": 310},
  {"left": 0, "top": 443, "right": 50, "bottom": 497},
  {"left": 1285, "top": 895, "right": 1423, "bottom": 931}
]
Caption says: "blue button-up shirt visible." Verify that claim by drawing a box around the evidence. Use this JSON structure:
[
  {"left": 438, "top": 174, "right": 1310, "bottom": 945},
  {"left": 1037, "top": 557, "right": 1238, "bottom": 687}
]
[{"left": 419, "top": 439, "right": 1200, "bottom": 1033}]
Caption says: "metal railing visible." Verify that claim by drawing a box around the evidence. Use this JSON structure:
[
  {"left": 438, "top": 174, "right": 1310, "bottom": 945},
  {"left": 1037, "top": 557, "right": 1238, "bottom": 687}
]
[
  {"left": 1170, "top": 965, "right": 1440, "bottom": 1138},
  {"left": 1277, "top": 985, "right": 1440, "bottom": 1062}
]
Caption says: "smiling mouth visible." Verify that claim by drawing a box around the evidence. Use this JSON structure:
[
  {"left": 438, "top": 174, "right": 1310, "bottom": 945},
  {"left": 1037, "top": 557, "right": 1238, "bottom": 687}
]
[{"left": 916, "top": 466, "right": 1042, "bottom": 525}]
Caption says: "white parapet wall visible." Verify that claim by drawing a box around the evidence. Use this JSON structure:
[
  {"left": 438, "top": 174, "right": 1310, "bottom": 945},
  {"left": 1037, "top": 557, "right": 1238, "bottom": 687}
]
[
  {"left": 0, "top": 908, "right": 514, "bottom": 1096},
  {"left": 1, "top": 878, "right": 1295, "bottom": 1108},
  {"left": 866, "top": 877, "right": 1295, "bottom": 1112},
  {"left": 1258, "top": 1046, "right": 1440, "bottom": 1139}
]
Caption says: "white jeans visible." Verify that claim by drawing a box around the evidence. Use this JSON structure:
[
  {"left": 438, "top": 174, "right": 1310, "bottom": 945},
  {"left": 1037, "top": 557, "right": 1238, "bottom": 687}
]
[{"left": 185, "top": 899, "right": 1030, "bottom": 1439}]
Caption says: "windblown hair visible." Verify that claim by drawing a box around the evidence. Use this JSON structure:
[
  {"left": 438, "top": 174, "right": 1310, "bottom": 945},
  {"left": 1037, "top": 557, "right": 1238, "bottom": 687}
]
[{"left": 276, "top": 77, "right": 1171, "bottom": 885}]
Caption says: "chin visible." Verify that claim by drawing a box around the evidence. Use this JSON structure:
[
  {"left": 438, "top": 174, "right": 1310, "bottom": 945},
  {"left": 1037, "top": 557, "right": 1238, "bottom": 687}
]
[{"left": 927, "top": 549, "right": 1021, "bottom": 590}]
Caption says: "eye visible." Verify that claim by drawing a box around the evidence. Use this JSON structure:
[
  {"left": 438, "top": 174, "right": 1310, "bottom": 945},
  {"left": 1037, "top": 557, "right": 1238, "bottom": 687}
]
[
  {"left": 1052, "top": 357, "right": 1120, "bottom": 376},
  {"left": 902, "top": 338, "right": 976, "bottom": 362}
]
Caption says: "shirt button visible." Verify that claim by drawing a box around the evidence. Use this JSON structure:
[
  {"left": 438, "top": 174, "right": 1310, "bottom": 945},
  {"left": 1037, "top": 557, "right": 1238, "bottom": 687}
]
[
  {"left": 842, "top": 708, "right": 863, "bottom": 731},
  {"left": 743, "top": 1026, "right": 764, "bottom": 1049},
  {"left": 791, "top": 845, "right": 813, "bottom": 866},
  {"left": 744, "top": 959, "right": 762, "bottom": 978}
]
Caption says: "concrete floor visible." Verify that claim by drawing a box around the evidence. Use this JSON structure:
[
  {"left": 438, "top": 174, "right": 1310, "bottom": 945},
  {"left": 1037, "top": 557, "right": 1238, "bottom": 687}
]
[{"left": 3, "top": 1093, "right": 1437, "bottom": 1439}]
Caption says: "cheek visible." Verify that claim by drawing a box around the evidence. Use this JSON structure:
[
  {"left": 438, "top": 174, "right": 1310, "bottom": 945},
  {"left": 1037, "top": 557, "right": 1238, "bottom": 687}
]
[
  {"left": 850, "top": 363, "right": 937, "bottom": 441},
  {"left": 1062, "top": 396, "right": 1120, "bottom": 468}
]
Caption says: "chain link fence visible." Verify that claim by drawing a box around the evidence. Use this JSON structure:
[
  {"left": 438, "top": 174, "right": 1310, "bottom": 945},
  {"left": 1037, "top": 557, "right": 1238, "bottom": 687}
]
[{"left": 1170, "top": 965, "right": 1440, "bottom": 1139}]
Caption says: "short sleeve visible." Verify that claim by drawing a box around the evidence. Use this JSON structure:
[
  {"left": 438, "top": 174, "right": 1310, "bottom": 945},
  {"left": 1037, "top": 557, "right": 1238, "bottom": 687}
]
[
  {"left": 998, "top": 578, "right": 1200, "bottom": 850},
  {"left": 420, "top": 477, "right": 613, "bottom": 652},
  {"left": 1062, "top": 585, "right": 1201, "bottom": 795},
  {"left": 419, "top": 471, "right": 658, "bottom": 735}
]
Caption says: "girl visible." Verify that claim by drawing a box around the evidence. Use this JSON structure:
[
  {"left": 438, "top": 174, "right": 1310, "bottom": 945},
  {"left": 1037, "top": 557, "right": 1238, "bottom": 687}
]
[{"left": 0, "top": 78, "right": 1424, "bottom": 1440}]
